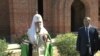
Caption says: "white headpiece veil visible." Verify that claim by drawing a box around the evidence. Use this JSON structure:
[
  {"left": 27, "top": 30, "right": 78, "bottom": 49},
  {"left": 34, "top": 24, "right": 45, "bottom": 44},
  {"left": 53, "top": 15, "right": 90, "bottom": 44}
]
[{"left": 27, "top": 14, "right": 48, "bottom": 44}]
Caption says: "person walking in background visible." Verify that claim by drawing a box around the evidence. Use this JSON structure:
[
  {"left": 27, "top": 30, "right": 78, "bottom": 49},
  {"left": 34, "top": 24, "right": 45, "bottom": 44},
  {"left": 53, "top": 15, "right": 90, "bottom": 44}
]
[{"left": 76, "top": 17, "right": 99, "bottom": 56}]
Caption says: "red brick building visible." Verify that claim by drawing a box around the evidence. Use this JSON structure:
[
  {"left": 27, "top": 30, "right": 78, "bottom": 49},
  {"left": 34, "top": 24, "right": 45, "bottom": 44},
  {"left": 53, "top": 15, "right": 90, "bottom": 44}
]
[{"left": 0, "top": 0, "right": 100, "bottom": 42}]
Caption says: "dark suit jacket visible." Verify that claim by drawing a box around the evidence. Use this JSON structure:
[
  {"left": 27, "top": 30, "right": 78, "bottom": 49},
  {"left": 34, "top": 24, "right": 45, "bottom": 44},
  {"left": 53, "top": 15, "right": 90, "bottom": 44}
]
[{"left": 76, "top": 26, "right": 99, "bottom": 55}]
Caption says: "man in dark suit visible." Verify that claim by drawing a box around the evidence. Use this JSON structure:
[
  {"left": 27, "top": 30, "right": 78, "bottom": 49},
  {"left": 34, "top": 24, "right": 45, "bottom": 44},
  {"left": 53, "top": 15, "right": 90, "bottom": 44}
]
[{"left": 76, "top": 17, "right": 99, "bottom": 56}]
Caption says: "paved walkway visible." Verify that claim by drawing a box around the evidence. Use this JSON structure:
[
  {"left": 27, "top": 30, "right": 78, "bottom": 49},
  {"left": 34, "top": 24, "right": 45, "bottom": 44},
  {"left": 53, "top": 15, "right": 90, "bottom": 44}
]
[{"left": 6, "top": 44, "right": 21, "bottom": 56}]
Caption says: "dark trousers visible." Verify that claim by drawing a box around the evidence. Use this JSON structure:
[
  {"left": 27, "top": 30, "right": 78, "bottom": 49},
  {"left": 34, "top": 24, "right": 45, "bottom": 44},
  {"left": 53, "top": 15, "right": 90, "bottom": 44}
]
[
  {"left": 80, "top": 50, "right": 94, "bottom": 56},
  {"left": 80, "top": 54, "right": 94, "bottom": 56},
  {"left": 29, "top": 43, "right": 33, "bottom": 56}
]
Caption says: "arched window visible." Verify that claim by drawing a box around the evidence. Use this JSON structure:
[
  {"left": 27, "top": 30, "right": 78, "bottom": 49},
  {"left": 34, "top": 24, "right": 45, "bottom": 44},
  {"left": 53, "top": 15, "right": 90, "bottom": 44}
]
[{"left": 71, "top": 0, "right": 85, "bottom": 32}]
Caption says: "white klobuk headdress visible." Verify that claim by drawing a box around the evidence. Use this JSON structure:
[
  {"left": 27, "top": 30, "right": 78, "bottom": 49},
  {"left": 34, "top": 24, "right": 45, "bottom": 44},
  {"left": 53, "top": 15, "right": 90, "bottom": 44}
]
[{"left": 27, "top": 14, "right": 48, "bottom": 44}]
